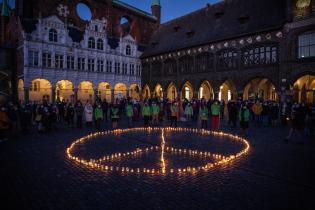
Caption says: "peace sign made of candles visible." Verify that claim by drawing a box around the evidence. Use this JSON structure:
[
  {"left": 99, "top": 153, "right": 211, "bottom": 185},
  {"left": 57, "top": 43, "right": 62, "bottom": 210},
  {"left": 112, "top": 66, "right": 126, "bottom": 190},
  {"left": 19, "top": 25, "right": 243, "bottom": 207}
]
[{"left": 66, "top": 127, "right": 250, "bottom": 175}]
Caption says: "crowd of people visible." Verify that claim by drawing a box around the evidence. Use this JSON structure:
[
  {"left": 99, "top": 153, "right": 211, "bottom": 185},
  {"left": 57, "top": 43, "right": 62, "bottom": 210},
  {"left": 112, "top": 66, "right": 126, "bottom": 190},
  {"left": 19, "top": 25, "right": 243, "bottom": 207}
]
[{"left": 0, "top": 96, "right": 315, "bottom": 143}]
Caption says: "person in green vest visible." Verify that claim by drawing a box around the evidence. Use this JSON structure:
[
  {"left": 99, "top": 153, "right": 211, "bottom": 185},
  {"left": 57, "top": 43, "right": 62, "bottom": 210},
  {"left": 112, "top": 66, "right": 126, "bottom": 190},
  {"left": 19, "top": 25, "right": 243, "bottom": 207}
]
[
  {"left": 170, "top": 102, "right": 179, "bottom": 127},
  {"left": 184, "top": 103, "right": 193, "bottom": 125},
  {"left": 151, "top": 101, "right": 160, "bottom": 126},
  {"left": 142, "top": 102, "right": 152, "bottom": 127},
  {"left": 199, "top": 103, "right": 209, "bottom": 129},
  {"left": 125, "top": 102, "right": 134, "bottom": 127},
  {"left": 211, "top": 100, "right": 221, "bottom": 130},
  {"left": 94, "top": 103, "right": 103, "bottom": 131},
  {"left": 239, "top": 104, "right": 251, "bottom": 136},
  {"left": 111, "top": 104, "right": 120, "bottom": 129}
]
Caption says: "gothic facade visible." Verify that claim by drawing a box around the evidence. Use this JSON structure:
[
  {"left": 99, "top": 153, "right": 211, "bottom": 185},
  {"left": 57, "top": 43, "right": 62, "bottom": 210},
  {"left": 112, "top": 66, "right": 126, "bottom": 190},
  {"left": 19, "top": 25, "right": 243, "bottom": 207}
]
[
  {"left": 2, "top": 0, "right": 161, "bottom": 103},
  {"left": 141, "top": 0, "right": 315, "bottom": 104}
]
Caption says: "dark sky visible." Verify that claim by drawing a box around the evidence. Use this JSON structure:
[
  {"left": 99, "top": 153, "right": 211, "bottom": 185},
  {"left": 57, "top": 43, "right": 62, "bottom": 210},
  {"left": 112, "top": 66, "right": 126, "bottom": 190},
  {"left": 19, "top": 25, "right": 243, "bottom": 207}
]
[{"left": 1, "top": 0, "right": 222, "bottom": 23}]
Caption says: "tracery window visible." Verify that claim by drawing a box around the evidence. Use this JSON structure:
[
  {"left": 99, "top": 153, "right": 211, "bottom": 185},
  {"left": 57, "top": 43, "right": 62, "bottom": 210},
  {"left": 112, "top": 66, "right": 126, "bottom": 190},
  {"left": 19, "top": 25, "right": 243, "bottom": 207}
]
[
  {"left": 298, "top": 32, "right": 315, "bottom": 58},
  {"left": 242, "top": 45, "right": 278, "bottom": 67},
  {"left": 195, "top": 52, "right": 214, "bottom": 72},
  {"left": 217, "top": 50, "right": 238, "bottom": 70},
  {"left": 126, "top": 45, "right": 131, "bottom": 55},
  {"left": 178, "top": 56, "right": 194, "bottom": 74},
  {"left": 151, "top": 61, "right": 162, "bottom": 76},
  {"left": 164, "top": 59, "right": 177, "bottom": 76}
]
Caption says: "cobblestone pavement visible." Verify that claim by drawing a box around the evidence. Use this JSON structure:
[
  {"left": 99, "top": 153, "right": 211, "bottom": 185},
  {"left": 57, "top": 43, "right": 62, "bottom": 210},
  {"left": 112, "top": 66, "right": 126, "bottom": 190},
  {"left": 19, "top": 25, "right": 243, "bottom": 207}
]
[{"left": 1, "top": 119, "right": 315, "bottom": 210}]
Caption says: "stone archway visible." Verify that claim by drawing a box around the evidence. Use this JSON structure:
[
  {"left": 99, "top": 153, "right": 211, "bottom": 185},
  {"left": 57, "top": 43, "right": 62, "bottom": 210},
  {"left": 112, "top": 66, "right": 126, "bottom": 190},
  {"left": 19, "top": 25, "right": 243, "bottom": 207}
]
[
  {"left": 56, "top": 80, "right": 74, "bottom": 103},
  {"left": 167, "top": 83, "right": 177, "bottom": 101},
  {"left": 29, "top": 78, "right": 52, "bottom": 103},
  {"left": 199, "top": 80, "right": 214, "bottom": 100},
  {"left": 293, "top": 74, "right": 315, "bottom": 103},
  {"left": 129, "top": 84, "right": 140, "bottom": 100},
  {"left": 181, "top": 81, "right": 193, "bottom": 101},
  {"left": 78, "top": 81, "right": 94, "bottom": 103},
  {"left": 142, "top": 85, "right": 151, "bottom": 99},
  {"left": 114, "top": 83, "right": 127, "bottom": 100},
  {"left": 154, "top": 83, "right": 163, "bottom": 99},
  {"left": 243, "top": 78, "right": 278, "bottom": 101},
  {"left": 98, "top": 82, "right": 112, "bottom": 102},
  {"left": 218, "top": 80, "right": 238, "bottom": 102}
]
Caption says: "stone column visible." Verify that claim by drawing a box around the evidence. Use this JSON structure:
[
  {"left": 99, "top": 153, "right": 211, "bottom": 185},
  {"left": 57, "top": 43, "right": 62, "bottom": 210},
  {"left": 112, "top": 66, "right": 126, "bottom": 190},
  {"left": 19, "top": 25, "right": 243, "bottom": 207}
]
[
  {"left": 111, "top": 89, "right": 115, "bottom": 103},
  {"left": 51, "top": 86, "right": 56, "bottom": 104},
  {"left": 94, "top": 88, "right": 98, "bottom": 102},
  {"left": 24, "top": 87, "right": 29, "bottom": 103},
  {"left": 238, "top": 91, "right": 244, "bottom": 101},
  {"left": 74, "top": 88, "right": 78, "bottom": 102},
  {"left": 193, "top": 91, "right": 199, "bottom": 100}
]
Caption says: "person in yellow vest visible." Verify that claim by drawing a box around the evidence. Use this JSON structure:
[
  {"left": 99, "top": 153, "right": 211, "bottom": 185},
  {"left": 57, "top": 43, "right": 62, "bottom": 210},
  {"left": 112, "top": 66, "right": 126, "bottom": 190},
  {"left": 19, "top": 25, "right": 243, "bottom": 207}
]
[
  {"left": 252, "top": 101, "right": 263, "bottom": 126},
  {"left": 170, "top": 101, "right": 179, "bottom": 127},
  {"left": 142, "top": 102, "right": 152, "bottom": 127}
]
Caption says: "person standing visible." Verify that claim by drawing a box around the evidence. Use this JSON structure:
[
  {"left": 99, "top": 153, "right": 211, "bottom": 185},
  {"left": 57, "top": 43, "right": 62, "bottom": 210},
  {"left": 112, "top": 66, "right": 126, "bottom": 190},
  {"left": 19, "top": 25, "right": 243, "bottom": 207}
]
[
  {"left": 94, "top": 103, "right": 103, "bottom": 131},
  {"left": 170, "top": 102, "right": 179, "bottom": 127},
  {"left": 239, "top": 104, "right": 250, "bottom": 136},
  {"left": 308, "top": 103, "right": 315, "bottom": 137},
  {"left": 228, "top": 102, "right": 238, "bottom": 128},
  {"left": 111, "top": 104, "right": 120, "bottom": 129},
  {"left": 142, "top": 102, "right": 152, "bottom": 127},
  {"left": 84, "top": 101, "right": 93, "bottom": 127},
  {"left": 199, "top": 103, "right": 209, "bottom": 129},
  {"left": 126, "top": 102, "right": 134, "bottom": 127},
  {"left": 252, "top": 101, "right": 262, "bottom": 126},
  {"left": 75, "top": 101, "right": 84, "bottom": 129},
  {"left": 211, "top": 100, "right": 221, "bottom": 130},
  {"left": 284, "top": 103, "right": 304, "bottom": 143},
  {"left": 151, "top": 102, "right": 160, "bottom": 126},
  {"left": 102, "top": 99, "right": 108, "bottom": 122},
  {"left": 184, "top": 103, "right": 193, "bottom": 125}
]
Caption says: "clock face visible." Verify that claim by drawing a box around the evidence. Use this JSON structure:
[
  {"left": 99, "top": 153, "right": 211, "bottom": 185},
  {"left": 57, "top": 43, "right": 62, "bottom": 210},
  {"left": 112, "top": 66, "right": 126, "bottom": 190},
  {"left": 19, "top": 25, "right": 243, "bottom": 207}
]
[{"left": 296, "top": 0, "right": 311, "bottom": 9}]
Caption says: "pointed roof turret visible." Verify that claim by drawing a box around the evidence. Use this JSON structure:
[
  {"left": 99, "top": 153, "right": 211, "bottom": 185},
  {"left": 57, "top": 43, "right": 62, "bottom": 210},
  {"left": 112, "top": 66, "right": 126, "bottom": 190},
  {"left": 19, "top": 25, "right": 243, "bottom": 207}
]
[{"left": 1, "top": 0, "right": 9, "bottom": 17}]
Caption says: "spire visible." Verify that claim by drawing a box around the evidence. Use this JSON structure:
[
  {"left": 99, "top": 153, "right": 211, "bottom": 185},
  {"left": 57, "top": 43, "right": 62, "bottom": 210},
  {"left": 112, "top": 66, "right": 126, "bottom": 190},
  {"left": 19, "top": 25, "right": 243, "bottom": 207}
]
[
  {"left": 152, "top": 0, "right": 160, "bottom": 7},
  {"left": 1, "top": 0, "right": 9, "bottom": 17}
]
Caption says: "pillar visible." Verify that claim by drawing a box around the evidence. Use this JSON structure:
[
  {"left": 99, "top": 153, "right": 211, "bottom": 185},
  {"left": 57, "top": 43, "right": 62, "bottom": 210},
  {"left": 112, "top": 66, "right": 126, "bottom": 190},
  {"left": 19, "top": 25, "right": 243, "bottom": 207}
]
[
  {"left": 193, "top": 91, "right": 199, "bottom": 100},
  {"left": 127, "top": 90, "right": 130, "bottom": 98},
  {"left": 74, "top": 88, "right": 78, "bottom": 102},
  {"left": 51, "top": 86, "right": 56, "bottom": 103},
  {"left": 238, "top": 91, "right": 244, "bottom": 101},
  {"left": 111, "top": 89, "right": 115, "bottom": 103},
  {"left": 94, "top": 88, "right": 98, "bottom": 101},
  {"left": 24, "top": 87, "right": 29, "bottom": 103}
]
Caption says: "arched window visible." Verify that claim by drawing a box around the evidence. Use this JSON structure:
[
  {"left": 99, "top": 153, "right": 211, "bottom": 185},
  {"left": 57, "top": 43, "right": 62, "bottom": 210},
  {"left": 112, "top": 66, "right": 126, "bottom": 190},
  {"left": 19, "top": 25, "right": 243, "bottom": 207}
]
[
  {"left": 217, "top": 50, "right": 238, "bottom": 70},
  {"left": 178, "top": 56, "right": 193, "bottom": 74},
  {"left": 49, "top": 29, "right": 58, "bottom": 42},
  {"left": 97, "top": 39, "right": 104, "bottom": 50},
  {"left": 126, "top": 45, "right": 131, "bottom": 55},
  {"left": 88, "top": 37, "right": 95, "bottom": 49},
  {"left": 242, "top": 45, "right": 278, "bottom": 67},
  {"left": 298, "top": 31, "right": 315, "bottom": 58},
  {"left": 196, "top": 52, "right": 214, "bottom": 72}
]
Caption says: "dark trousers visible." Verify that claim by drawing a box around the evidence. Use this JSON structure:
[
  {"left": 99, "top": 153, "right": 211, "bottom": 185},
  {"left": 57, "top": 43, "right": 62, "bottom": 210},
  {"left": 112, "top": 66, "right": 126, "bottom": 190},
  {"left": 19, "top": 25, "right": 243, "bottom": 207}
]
[
  {"left": 144, "top": 116, "right": 150, "bottom": 127},
  {"left": 201, "top": 120, "right": 208, "bottom": 129},
  {"left": 96, "top": 118, "right": 102, "bottom": 131},
  {"left": 170, "top": 116, "right": 177, "bottom": 127},
  {"left": 77, "top": 116, "right": 83, "bottom": 128}
]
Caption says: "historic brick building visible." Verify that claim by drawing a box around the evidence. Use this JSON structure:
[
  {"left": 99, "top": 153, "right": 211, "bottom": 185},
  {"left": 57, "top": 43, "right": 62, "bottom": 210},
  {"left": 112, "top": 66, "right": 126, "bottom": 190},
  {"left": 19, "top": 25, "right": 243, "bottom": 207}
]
[
  {"left": 2, "top": 0, "right": 161, "bottom": 103},
  {"left": 141, "top": 0, "right": 315, "bottom": 104}
]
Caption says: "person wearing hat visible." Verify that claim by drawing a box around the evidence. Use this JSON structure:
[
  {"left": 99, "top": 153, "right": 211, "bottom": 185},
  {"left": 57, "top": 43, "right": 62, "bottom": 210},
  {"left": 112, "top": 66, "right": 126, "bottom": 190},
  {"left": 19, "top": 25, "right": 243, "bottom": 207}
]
[
  {"left": 239, "top": 103, "right": 251, "bottom": 136},
  {"left": 170, "top": 101, "right": 179, "bottom": 127},
  {"left": 126, "top": 101, "right": 134, "bottom": 127},
  {"left": 151, "top": 101, "right": 160, "bottom": 126},
  {"left": 211, "top": 100, "right": 221, "bottom": 130},
  {"left": 142, "top": 102, "right": 152, "bottom": 127},
  {"left": 111, "top": 103, "right": 120, "bottom": 129}
]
